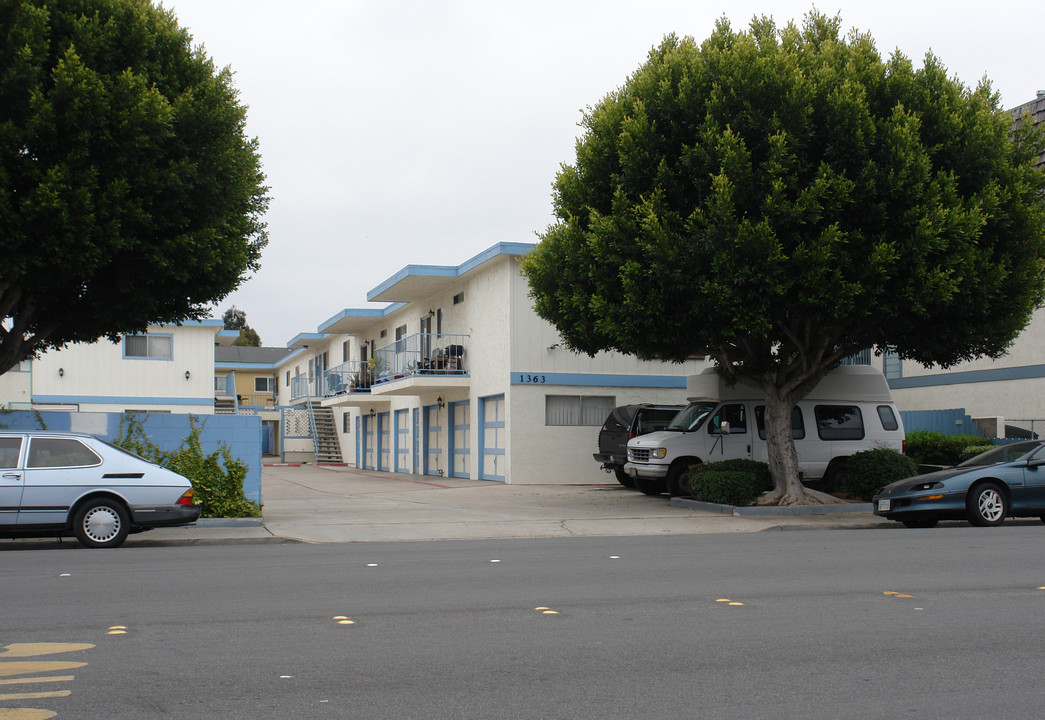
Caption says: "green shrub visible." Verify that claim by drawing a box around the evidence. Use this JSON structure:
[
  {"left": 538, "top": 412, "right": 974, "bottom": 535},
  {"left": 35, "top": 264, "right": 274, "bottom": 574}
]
[
  {"left": 695, "top": 459, "right": 774, "bottom": 492},
  {"left": 960, "top": 445, "right": 994, "bottom": 462},
  {"left": 688, "top": 469, "right": 763, "bottom": 506},
  {"left": 115, "top": 413, "right": 261, "bottom": 518},
  {"left": 905, "top": 430, "right": 988, "bottom": 467},
  {"left": 841, "top": 448, "right": 917, "bottom": 501}
]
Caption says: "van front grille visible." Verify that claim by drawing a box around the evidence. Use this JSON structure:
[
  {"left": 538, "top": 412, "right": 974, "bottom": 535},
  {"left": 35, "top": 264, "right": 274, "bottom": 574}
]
[{"left": 629, "top": 448, "right": 651, "bottom": 462}]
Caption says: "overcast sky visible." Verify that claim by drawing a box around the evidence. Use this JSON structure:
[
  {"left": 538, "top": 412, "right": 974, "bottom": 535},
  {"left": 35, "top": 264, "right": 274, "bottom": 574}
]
[{"left": 162, "top": 0, "right": 1045, "bottom": 347}]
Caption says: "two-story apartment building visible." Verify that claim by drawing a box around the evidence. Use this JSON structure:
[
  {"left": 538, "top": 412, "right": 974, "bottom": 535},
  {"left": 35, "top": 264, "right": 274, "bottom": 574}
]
[
  {"left": 0, "top": 320, "right": 224, "bottom": 414},
  {"left": 276, "top": 242, "right": 708, "bottom": 484}
]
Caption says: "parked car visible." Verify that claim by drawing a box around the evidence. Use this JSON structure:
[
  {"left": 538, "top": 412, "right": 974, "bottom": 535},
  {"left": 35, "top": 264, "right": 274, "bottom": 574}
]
[
  {"left": 595, "top": 404, "right": 682, "bottom": 487},
  {"left": 873, "top": 440, "right": 1045, "bottom": 528},
  {"left": 0, "top": 431, "right": 200, "bottom": 548}
]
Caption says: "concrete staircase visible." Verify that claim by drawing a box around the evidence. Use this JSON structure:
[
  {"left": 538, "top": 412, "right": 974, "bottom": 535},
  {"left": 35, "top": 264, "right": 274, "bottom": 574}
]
[{"left": 310, "top": 405, "right": 344, "bottom": 464}]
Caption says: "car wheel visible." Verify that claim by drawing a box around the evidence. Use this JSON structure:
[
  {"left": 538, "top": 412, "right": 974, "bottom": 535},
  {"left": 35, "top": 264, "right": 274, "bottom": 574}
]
[
  {"left": 901, "top": 517, "right": 939, "bottom": 529},
  {"left": 614, "top": 468, "right": 636, "bottom": 489},
  {"left": 74, "top": 498, "right": 130, "bottom": 549},
  {"left": 821, "top": 458, "right": 848, "bottom": 493},
  {"left": 667, "top": 464, "right": 693, "bottom": 497},
  {"left": 634, "top": 476, "right": 666, "bottom": 496},
  {"left": 966, "top": 482, "right": 1007, "bottom": 527}
]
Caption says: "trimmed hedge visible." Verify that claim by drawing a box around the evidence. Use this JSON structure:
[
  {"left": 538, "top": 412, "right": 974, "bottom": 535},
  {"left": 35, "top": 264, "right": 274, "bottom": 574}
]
[
  {"left": 687, "top": 460, "right": 772, "bottom": 506},
  {"left": 692, "top": 459, "right": 773, "bottom": 491},
  {"left": 905, "top": 430, "right": 988, "bottom": 467},
  {"left": 689, "top": 470, "right": 762, "bottom": 506},
  {"left": 960, "top": 445, "right": 994, "bottom": 462},
  {"left": 841, "top": 448, "right": 917, "bottom": 501}
]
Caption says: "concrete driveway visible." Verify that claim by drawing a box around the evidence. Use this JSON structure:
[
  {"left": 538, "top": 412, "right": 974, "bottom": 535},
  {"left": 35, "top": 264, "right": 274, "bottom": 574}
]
[{"left": 258, "top": 464, "right": 884, "bottom": 543}]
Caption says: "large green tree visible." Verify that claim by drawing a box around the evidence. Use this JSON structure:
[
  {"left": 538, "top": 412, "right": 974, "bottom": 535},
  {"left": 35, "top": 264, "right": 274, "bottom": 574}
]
[
  {"left": 521, "top": 12, "right": 1045, "bottom": 504},
  {"left": 0, "top": 0, "right": 268, "bottom": 375}
]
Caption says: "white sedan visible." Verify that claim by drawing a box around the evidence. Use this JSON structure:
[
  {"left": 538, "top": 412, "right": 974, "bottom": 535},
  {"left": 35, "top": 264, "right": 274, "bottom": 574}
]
[{"left": 0, "top": 431, "right": 200, "bottom": 548}]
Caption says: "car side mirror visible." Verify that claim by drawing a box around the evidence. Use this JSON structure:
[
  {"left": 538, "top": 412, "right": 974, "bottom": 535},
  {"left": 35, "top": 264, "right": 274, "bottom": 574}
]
[{"left": 719, "top": 421, "right": 731, "bottom": 436}]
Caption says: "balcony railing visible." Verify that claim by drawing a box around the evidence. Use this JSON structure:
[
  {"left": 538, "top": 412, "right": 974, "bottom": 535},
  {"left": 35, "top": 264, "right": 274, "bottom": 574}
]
[
  {"left": 289, "top": 333, "right": 469, "bottom": 401},
  {"left": 374, "top": 332, "right": 468, "bottom": 381},
  {"left": 290, "top": 374, "right": 317, "bottom": 401}
]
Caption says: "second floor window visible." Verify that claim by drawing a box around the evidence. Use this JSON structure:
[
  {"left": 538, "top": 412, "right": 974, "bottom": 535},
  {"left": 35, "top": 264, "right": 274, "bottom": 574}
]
[
  {"left": 255, "top": 377, "right": 274, "bottom": 393},
  {"left": 124, "top": 334, "right": 172, "bottom": 359}
]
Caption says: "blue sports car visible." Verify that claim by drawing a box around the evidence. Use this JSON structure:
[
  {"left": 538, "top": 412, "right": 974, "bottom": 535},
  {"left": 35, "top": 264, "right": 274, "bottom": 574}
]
[{"left": 873, "top": 440, "right": 1045, "bottom": 528}]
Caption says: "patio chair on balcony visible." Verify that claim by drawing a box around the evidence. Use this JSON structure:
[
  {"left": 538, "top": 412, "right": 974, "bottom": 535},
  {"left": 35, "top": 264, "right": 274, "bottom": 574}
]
[
  {"left": 445, "top": 344, "right": 464, "bottom": 372},
  {"left": 421, "top": 347, "right": 444, "bottom": 373}
]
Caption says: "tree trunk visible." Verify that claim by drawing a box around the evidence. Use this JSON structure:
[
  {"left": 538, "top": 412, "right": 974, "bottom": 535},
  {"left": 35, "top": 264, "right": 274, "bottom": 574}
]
[{"left": 758, "top": 384, "right": 843, "bottom": 506}]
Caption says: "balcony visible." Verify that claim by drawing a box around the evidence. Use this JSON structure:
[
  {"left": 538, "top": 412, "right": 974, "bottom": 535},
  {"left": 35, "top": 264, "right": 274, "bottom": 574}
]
[
  {"left": 215, "top": 374, "right": 276, "bottom": 411},
  {"left": 290, "top": 333, "right": 470, "bottom": 403}
]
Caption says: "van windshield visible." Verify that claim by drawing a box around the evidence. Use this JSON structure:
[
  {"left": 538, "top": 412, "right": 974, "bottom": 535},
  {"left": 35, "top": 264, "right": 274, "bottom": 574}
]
[{"left": 665, "top": 403, "right": 717, "bottom": 432}]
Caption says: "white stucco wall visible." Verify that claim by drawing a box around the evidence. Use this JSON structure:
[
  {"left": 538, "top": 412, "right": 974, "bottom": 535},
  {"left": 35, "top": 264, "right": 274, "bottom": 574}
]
[
  {"left": 28, "top": 323, "right": 219, "bottom": 414},
  {"left": 0, "top": 361, "right": 33, "bottom": 409},
  {"left": 506, "top": 383, "right": 694, "bottom": 485}
]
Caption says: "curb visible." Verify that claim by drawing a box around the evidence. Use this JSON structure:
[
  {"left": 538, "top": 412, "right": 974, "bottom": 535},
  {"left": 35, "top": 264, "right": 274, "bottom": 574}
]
[
  {"left": 671, "top": 497, "right": 875, "bottom": 516},
  {"left": 194, "top": 517, "right": 265, "bottom": 528}
]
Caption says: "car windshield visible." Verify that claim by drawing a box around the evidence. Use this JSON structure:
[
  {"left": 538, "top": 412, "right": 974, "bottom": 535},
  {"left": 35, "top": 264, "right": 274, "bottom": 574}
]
[
  {"left": 957, "top": 440, "right": 1042, "bottom": 467},
  {"left": 666, "top": 403, "right": 717, "bottom": 432}
]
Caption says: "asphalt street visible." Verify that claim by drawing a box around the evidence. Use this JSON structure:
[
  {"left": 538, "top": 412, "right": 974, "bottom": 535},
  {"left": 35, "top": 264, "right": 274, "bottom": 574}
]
[{"left": 4, "top": 527, "right": 1045, "bottom": 719}]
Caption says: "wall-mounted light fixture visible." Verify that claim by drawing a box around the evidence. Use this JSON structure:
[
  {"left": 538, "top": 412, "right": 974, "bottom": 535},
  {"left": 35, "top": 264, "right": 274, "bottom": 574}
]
[
  {"left": 437, "top": 396, "right": 445, "bottom": 409},
  {"left": 427, "top": 309, "right": 435, "bottom": 318},
  {"left": 547, "top": 343, "right": 560, "bottom": 351},
  {"left": 185, "top": 370, "right": 191, "bottom": 380},
  {"left": 58, "top": 368, "right": 64, "bottom": 378},
  {"left": 369, "top": 407, "right": 376, "bottom": 418}
]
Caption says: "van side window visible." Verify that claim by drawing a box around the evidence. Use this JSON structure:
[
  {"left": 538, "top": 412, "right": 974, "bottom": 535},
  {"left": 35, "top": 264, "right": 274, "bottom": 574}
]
[
  {"left": 754, "top": 407, "right": 806, "bottom": 440},
  {"left": 876, "top": 405, "right": 899, "bottom": 431},
  {"left": 814, "top": 405, "right": 864, "bottom": 440},
  {"left": 708, "top": 404, "right": 747, "bottom": 434}
]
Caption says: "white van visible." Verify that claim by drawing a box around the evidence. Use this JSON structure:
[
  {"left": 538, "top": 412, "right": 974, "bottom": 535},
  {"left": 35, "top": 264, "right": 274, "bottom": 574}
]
[{"left": 624, "top": 365, "right": 905, "bottom": 496}]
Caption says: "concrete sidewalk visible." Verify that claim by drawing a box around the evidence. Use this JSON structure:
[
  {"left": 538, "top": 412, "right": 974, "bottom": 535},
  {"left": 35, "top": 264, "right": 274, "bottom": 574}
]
[{"left": 125, "top": 464, "right": 889, "bottom": 546}]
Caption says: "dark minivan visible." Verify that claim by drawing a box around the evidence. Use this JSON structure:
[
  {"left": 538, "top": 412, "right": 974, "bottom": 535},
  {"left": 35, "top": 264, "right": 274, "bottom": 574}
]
[{"left": 594, "top": 404, "right": 682, "bottom": 487}]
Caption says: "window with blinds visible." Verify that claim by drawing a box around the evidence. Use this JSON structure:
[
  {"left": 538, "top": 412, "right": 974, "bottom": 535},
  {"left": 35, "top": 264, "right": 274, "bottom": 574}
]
[
  {"left": 124, "top": 334, "right": 172, "bottom": 359},
  {"left": 545, "top": 395, "right": 614, "bottom": 426}
]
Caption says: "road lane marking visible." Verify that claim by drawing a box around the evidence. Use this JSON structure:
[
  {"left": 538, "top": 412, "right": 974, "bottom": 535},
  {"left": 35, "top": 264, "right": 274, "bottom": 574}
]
[
  {"left": 0, "top": 643, "right": 92, "bottom": 719},
  {"left": 0, "top": 645, "right": 93, "bottom": 659},
  {"left": 0, "top": 691, "right": 71, "bottom": 702},
  {"left": 0, "top": 678, "right": 74, "bottom": 686},
  {"left": 0, "top": 663, "right": 86, "bottom": 679},
  {"left": 0, "top": 710, "right": 57, "bottom": 719}
]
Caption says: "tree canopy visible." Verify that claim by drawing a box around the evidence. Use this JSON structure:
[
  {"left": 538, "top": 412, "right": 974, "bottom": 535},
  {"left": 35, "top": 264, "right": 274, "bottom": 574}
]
[
  {"left": 0, "top": 0, "right": 269, "bottom": 374},
  {"left": 222, "top": 305, "right": 261, "bottom": 346},
  {"left": 520, "top": 12, "right": 1045, "bottom": 503}
]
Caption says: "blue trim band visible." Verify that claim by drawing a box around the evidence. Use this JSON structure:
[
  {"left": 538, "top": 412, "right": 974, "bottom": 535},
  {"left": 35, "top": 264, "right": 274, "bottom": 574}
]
[
  {"left": 889, "top": 364, "right": 1045, "bottom": 389},
  {"left": 318, "top": 304, "right": 408, "bottom": 333},
  {"left": 32, "top": 395, "right": 214, "bottom": 405},
  {"left": 215, "top": 362, "right": 281, "bottom": 370},
  {"left": 365, "top": 242, "right": 535, "bottom": 302},
  {"left": 510, "top": 372, "right": 687, "bottom": 388}
]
